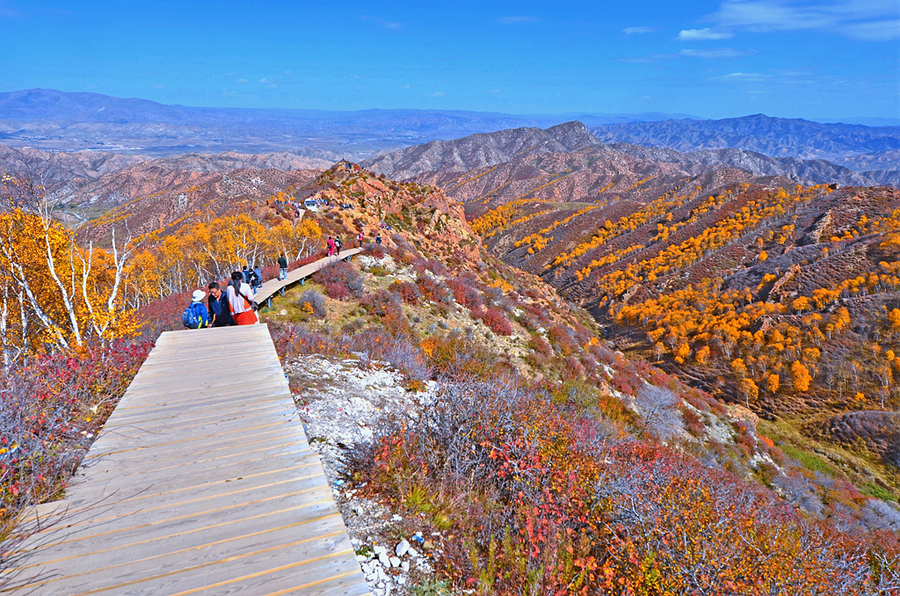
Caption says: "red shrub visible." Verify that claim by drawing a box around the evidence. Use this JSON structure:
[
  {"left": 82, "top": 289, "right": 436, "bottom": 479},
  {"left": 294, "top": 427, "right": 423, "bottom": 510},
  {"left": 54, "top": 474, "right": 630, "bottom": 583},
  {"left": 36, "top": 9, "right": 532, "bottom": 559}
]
[
  {"left": 479, "top": 307, "right": 513, "bottom": 336},
  {"left": 0, "top": 339, "right": 152, "bottom": 524},
  {"left": 447, "top": 278, "right": 484, "bottom": 310},
  {"left": 390, "top": 281, "right": 421, "bottom": 305},
  {"left": 313, "top": 260, "right": 364, "bottom": 299}
]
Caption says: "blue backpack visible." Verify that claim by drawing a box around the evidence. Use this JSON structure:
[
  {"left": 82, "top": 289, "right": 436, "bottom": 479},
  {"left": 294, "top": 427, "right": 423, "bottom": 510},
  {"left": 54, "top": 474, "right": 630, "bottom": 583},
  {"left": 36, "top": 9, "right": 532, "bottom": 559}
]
[{"left": 181, "top": 302, "right": 206, "bottom": 329}]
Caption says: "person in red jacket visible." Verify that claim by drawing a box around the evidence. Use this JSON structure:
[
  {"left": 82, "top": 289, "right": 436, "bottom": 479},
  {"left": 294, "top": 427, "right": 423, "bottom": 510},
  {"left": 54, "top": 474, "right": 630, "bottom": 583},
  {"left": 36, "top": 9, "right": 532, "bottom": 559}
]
[{"left": 226, "top": 271, "right": 258, "bottom": 325}]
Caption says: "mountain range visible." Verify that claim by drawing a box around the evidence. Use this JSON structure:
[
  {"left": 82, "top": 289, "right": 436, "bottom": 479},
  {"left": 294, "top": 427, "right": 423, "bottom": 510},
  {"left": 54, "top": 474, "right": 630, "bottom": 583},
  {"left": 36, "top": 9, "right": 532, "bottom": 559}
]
[{"left": 0, "top": 90, "right": 898, "bottom": 182}]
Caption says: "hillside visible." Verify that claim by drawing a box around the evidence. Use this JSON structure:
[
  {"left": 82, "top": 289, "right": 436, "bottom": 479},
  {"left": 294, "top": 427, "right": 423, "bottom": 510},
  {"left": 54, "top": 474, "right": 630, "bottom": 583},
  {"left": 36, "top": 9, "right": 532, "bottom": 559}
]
[
  {"left": 4, "top": 159, "right": 900, "bottom": 593},
  {"left": 253, "top": 163, "right": 900, "bottom": 592},
  {"left": 362, "top": 126, "right": 900, "bottom": 507}
]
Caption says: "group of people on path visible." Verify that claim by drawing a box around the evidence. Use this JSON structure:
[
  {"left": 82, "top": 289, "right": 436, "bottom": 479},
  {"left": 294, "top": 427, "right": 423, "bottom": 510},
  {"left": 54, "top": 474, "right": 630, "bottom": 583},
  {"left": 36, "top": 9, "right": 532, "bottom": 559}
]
[
  {"left": 182, "top": 261, "right": 268, "bottom": 329},
  {"left": 182, "top": 229, "right": 379, "bottom": 331}
]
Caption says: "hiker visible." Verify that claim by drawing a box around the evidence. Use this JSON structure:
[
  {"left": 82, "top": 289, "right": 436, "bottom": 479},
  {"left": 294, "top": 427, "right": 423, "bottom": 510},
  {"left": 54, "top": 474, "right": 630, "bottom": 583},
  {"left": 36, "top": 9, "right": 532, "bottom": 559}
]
[
  {"left": 207, "top": 281, "right": 234, "bottom": 327},
  {"left": 357, "top": 231, "right": 364, "bottom": 247},
  {"left": 327, "top": 236, "right": 335, "bottom": 256},
  {"left": 241, "top": 265, "right": 250, "bottom": 284},
  {"left": 251, "top": 264, "right": 263, "bottom": 291},
  {"left": 227, "top": 271, "right": 258, "bottom": 325},
  {"left": 375, "top": 233, "right": 382, "bottom": 245},
  {"left": 334, "top": 237, "right": 343, "bottom": 255},
  {"left": 277, "top": 254, "right": 288, "bottom": 280},
  {"left": 182, "top": 290, "right": 210, "bottom": 329}
]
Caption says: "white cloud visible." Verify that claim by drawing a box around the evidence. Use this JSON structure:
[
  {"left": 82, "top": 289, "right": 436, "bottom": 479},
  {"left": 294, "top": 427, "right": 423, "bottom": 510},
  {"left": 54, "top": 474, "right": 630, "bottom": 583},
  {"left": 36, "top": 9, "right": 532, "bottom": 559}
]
[
  {"left": 680, "top": 47, "right": 752, "bottom": 58},
  {"left": 717, "top": 71, "right": 771, "bottom": 81},
  {"left": 258, "top": 78, "right": 273, "bottom": 84},
  {"left": 399, "top": 84, "right": 410, "bottom": 89},
  {"left": 498, "top": 16, "right": 538, "bottom": 24},
  {"left": 236, "top": 78, "right": 248, "bottom": 84},
  {"left": 677, "top": 27, "right": 734, "bottom": 40},
  {"left": 710, "top": 0, "right": 899, "bottom": 41},
  {"left": 624, "top": 26, "right": 655, "bottom": 35},
  {"left": 428, "top": 91, "right": 446, "bottom": 97}
]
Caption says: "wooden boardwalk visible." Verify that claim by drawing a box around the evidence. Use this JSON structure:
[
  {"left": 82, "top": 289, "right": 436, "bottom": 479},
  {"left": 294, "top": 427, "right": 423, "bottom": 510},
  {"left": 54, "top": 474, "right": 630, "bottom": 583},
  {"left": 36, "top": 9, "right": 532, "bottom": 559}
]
[
  {"left": 257, "top": 249, "right": 362, "bottom": 307},
  {"left": 7, "top": 324, "right": 369, "bottom": 595}
]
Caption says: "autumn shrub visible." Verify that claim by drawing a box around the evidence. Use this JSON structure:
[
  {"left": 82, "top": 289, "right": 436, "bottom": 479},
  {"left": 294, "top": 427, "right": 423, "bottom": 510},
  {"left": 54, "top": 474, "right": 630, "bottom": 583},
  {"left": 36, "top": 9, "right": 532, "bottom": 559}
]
[
  {"left": 478, "top": 307, "right": 513, "bottom": 336},
  {"left": 138, "top": 288, "right": 195, "bottom": 338},
  {"left": 296, "top": 290, "right": 327, "bottom": 319},
  {"left": 681, "top": 405, "right": 706, "bottom": 437},
  {"left": 611, "top": 367, "right": 642, "bottom": 396},
  {"left": 356, "top": 382, "right": 900, "bottom": 595},
  {"left": 416, "top": 275, "right": 450, "bottom": 304},
  {"left": 447, "top": 278, "right": 483, "bottom": 310},
  {"left": 548, "top": 324, "right": 577, "bottom": 356},
  {"left": 363, "top": 243, "right": 385, "bottom": 259},
  {"left": 313, "top": 260, "right": 364, "bottom": 299},
  {"left": 390, "top": 281, "right": 421, "bottom": 305},
  {"left": 269, "top": 322, "right": 346, "bottom": 360},
  {"left": 424, "top": 332, "right": 508, "bottom": 380},
  {"left": 0, "top": 339, "right": 151, "bottom": 527},
  {"left": 351, "top": 330, "right": 430, "bottom": 387}
]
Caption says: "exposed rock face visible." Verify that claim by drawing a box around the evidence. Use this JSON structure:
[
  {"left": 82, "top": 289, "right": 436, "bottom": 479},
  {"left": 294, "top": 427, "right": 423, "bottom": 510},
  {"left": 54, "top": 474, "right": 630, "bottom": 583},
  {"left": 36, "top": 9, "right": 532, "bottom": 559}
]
[{"left": 295, "top": 162, "right": 480, "bottom": 265}]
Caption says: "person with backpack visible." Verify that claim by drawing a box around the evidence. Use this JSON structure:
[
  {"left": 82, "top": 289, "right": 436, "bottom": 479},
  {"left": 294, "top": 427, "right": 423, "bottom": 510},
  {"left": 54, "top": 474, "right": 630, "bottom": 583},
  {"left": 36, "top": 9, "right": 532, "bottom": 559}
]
[
  {"left": 251, "top": 264, "right": 263, "bottom": 291},
  {"left": 277, "top": 254, "right": 288, "bottom": 281},
  {"left": 207, "top": 281, "right": 234, "bottom": 327},
  {"left": 357, "top": 232, "right": 364, "bottom": 248},
  {"left": 326, "top": 236, "right": 335, "bottom": 256},
  {"left": 227, "top": 271, "right": 258, "bottom": 325},
  {"left": 334, "top": 237, "right": 342, "bottom": 255},
  {"left": 182, "top": 290, "right": 210, "bottom": 329}
]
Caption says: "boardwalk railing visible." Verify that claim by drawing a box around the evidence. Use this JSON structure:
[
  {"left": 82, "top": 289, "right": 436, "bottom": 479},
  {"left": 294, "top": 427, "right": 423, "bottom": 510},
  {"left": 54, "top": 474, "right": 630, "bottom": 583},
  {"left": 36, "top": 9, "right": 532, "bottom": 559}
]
[{"left": 5, "top": 324, "right": 369, "bottom": 595}]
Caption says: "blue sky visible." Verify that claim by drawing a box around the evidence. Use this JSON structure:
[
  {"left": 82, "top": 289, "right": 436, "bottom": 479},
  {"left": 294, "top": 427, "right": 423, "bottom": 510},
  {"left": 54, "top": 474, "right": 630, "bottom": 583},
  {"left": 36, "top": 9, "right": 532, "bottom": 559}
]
[{"left": 0, "top": 0, "right": 897, "bottom": 120}]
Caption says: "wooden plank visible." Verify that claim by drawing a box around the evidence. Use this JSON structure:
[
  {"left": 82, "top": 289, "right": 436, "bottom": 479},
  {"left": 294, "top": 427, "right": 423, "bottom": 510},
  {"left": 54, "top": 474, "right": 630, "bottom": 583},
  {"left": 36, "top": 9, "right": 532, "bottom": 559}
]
[
  {"left": 6, "top": 323, "right": 368, "bottom": 595},
  {"left": 256, "top": 248, "right": 363, "bottom": 305}
]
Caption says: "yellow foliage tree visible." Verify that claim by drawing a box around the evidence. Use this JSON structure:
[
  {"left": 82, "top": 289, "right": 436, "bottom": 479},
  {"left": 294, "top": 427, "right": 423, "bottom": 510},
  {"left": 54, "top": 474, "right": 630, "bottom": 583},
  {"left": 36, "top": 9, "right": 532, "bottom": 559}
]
[{"left": 791, "top": 361, "right": 812, "bottom": 392}]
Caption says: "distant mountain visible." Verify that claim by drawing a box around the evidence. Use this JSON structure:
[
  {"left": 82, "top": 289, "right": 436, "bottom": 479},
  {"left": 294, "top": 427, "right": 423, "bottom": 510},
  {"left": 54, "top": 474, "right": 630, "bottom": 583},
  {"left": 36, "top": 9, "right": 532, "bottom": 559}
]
[
  {"left": 365, "top": 122, "right": 877, "bottom": 188},
  {"left": 592, "top": 114, "right": 900, "bottom": 184},
  {"left": 4, "top": 90, "right": 897, "bottom": 182},
  {"left": 363, "top": 121, "right": 602, "bottom": 180}
]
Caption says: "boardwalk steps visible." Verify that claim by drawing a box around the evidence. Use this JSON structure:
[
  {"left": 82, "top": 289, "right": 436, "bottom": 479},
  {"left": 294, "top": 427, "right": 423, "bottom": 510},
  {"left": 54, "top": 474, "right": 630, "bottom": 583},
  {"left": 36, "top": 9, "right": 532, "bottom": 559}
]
[{"left": 6, "top": 324, "right": 369, "bottom": 595}]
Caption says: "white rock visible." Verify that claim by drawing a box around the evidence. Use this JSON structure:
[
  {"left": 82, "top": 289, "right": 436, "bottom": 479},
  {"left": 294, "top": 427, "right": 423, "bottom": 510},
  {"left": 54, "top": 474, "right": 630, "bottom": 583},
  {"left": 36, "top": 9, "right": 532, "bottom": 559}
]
[
  {"left": 372, "top": 545, "right": 388, "bottom": 556},
  {"left": 407, "top": 546, "right": 419, "bottom": 558},
  {"left": 390, "top": 556, "right": 401, "bottom": 568},
  {"left": 392, "top": 514, "right": 403, "bottom": 521},
  {"left": 357, "top": 555, "right": 368, "bottom": 563},
  {"left": 378, "top": 553, "right": 391, "bottom": 567},
  {"left": 398, "top": 576, "right": 407, "bottom": 585},
  {"left": 401, "top": 561, "right": 410, "bottom": 572},
  {"left": 395, "top": 539, "right": 410, "bottom": 557}
]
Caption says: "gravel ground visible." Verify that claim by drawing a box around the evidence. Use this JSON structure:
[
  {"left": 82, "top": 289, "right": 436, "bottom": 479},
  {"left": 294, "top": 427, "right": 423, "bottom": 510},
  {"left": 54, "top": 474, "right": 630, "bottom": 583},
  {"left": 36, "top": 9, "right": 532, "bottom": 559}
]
[{"left": 286, "top": 355, "right": 442, "bottom": 595}]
